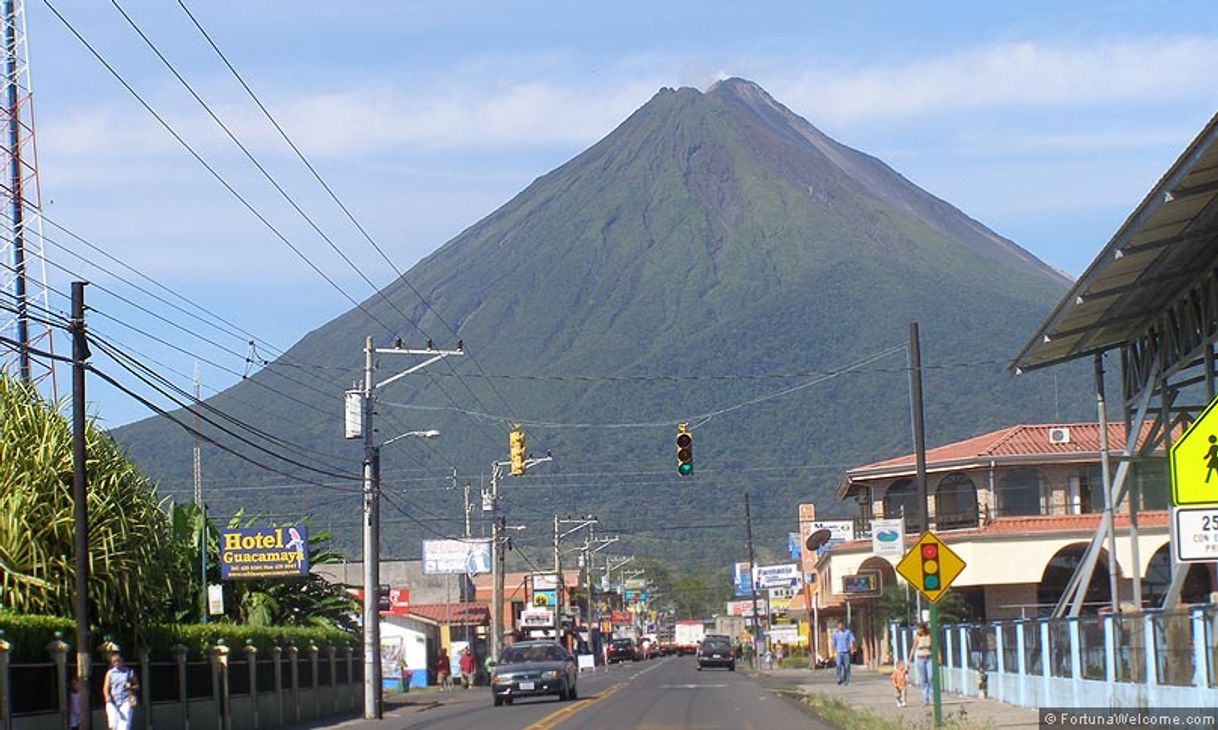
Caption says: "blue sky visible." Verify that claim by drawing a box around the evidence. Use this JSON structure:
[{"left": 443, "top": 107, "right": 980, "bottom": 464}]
[{"left": 12, "top": 0, "right": 1218, "bottom": 425}]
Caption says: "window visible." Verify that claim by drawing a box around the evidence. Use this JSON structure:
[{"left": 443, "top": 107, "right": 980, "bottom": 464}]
[
  {"left": 998, "top": 468, "right": 1046, "bottom": 517},
  {"left": 883, "top": 479, "right": 922, "bottom": 533},
  {"left": 935, "top": 473, "right": 978, "bottom": 530}
]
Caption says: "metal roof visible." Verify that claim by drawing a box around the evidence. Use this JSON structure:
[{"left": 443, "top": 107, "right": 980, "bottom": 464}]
[{"left": 1013, "top": 111, "right": 1218, "bottom": 373}]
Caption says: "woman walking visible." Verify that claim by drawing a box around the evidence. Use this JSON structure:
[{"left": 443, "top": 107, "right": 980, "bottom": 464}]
[
  {"left": 102, "top": 652, "right": 139, "bottom": 730},
  {"left": 908, "top": 623, "right": 933, "bottom": 706}
]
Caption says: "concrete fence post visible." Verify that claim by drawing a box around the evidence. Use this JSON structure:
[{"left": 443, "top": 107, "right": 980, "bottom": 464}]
[
  {"left": 344, "top": 645, "right": 355, "bottom": 710},
  {"left": 308, "top": 644, "right": 320, "bottom": 719},
  {"left": 171, "top": 645, "right": 189, "bottom": 730},
  {"left": 270, "top": 646, "right": 283, "bottom": 728},
  {"left": 47, "top": 633, "right": 69, "bottom": 730},
  {"left": 210, "top": 640, "right": 230, "bottom": 730},
  {"left": 0, "top": 631, "right": 11, "bottom": 730},
  {"left": 326, "top": 646, "right": 337, "bottom": 714},
  {"left": 287, "top": 645, "right": 300, "bottom": 723},
  {"left": 1143, "top": 614, "right": 1158, "bottom": 707},
  {"left": 244, "top": 642, "right": 258, "bottom": 730},
  {"left": 137, "top": 648, "right": 151, "bottom": 730}
]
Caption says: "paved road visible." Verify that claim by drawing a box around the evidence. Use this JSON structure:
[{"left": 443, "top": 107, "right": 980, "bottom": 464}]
[{"left": 369, "top": 656, "right": 831, "bottom": 730}]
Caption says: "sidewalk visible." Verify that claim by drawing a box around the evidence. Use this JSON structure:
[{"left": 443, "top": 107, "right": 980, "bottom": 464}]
[
  {"left": 755, "top": 665, "right": 1040, "bottom": 729},
  {"left": 276, "top": 686, "right": 485, "bottom": 730}
]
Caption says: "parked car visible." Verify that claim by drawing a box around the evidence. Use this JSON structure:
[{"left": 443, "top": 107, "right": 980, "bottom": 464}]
[
  {"left": 607, "top": 638, "right": 640, "bottom": 663},
  {"left": 696, "top": 636, "right": 736, "bottom": 671},
  {"left": 490, "top": 640, "right": 578, "bottom": 706}
]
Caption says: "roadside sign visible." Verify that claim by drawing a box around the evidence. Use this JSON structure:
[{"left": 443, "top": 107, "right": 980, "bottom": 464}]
[
  {"left": 871, "top": 518, "right": 904, "bottom": 557},
  {"left": 1169, "top": 393, "right": 1218, "bottom": 506},
  {"left": 1173, "top": 507, "right": 1218, "bottom": 562},
  {"left": 896, "top": 531, "right": 965, "bottom": 603}
]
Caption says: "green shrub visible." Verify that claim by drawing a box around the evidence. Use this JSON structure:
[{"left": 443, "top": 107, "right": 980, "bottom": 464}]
[{"left": 0, "top": 614, "right": 354, "bottom": 662}]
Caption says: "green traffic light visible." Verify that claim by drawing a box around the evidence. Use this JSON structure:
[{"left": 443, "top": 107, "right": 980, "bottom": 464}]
[{"left": 678, "top": 463, "right": 693, "bottom": 476}]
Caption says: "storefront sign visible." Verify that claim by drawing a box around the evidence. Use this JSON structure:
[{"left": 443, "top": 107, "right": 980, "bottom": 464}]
[{"left": 219, "top": 526, "right": 308, "bottom": 580}]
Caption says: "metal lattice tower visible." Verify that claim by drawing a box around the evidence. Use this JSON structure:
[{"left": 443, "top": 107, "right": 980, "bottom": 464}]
[{"left": 0, "top": 0, "right": 55, "bottom": 397}]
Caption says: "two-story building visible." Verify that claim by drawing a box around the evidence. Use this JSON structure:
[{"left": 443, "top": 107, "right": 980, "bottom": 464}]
[{"left": 805, "top": 422, "right": 1216, "bottom": 664}]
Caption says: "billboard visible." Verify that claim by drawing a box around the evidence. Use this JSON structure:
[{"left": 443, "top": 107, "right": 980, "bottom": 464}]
[
  {"left": 732, "top": 561, "right": 753, "bottom": 597},
  {"left": 422, "top": 539, "right": 492, "bottom": 575},
  {"left": 725, "top": 599, "right": 758, "bottom": 617},
  {"left": 520, "top": 608, "right": 554, "bottom": 628},
  {"left": 753, "top": 563, "right": 800, "bottom": 589},
  {"left": 220, "top": 526, "right": 308, "bottom": 580},
  {"left": 811, "top": 520, "right": 856, "bottom": 555},
  {"left": 797, "top": 503, "right": 816, "bottom": 574}
]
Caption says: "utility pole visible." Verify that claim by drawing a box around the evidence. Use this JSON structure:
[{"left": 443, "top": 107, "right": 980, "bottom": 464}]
[
  {"left": 553, "top": 516, "right": 597, "bottom": 641},
  {"left": 490, "top": 463, "right": 504, "bottom": 662},
  {"left": 193, "top": 362, "right": 206, "bottom": 624},
  {"left": 69, "top": 281, "right": 90, "bottom": 730},
  {"left": 909, "top": 322, "right": 941, "bottom": 728},
  {"left": 744, "top": 492, "right": 762, "bottom": 662},
  {"left": 353, "top": 337, "right": 458, "bottom": 720},
  {"left": 360, "top": 336, "right": 380, "bottom": 721}
]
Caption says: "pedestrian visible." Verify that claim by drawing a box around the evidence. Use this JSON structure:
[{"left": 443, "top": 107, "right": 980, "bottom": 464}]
[
  {"left": 891, "top": 660, "right": 908, "bottom": 707},
  {"left": 831, "top": 621, "right": 856, "bottom": 685},
  {"left": 908, "top": 623, "right": 934, "bottom": 706},
  {"left": 458, "top": 647, "right": 477, "bottom": 689},
  {"left": 435, "top": 650, "right": 452, "bottom": 691},
  {"left": 68, "top": 676, "right": 82, "bottom": 730},
  {"left": 102, "top": 652, "right": 139, "bottom": 730},
  {"left": 774, "top": 642, "right": 785, "bottom": 668}
]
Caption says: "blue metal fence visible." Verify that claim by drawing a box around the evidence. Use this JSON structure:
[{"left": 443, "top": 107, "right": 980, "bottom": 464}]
[{"left": 890, "top": 606, "right": 1218, "bottom": 709}]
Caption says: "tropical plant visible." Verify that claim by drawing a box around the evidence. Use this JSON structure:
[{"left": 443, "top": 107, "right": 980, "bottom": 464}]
[
  {"left": 199, "top": 510, "right": 357, "bottom": 631},
  {"left": 0, "top": 374, "right": 175, "bottom": 636}
]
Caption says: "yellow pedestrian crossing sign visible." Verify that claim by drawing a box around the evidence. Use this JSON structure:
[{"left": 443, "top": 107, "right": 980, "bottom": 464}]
[
  {"left": 896, "top": 531, "right": 965, "bottom": 604},
  {"left": 1170, "top": 393, "right": 1218, "bottom": 507}
]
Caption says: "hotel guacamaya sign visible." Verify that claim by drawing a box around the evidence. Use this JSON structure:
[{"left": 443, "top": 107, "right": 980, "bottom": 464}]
[{"left": 220, "top": 526, "right": 309, "bottom": 580}]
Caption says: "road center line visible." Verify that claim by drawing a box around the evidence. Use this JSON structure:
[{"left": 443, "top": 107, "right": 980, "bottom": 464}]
[{"left": 524, "top": 681, "right": 628, "bottom": 730}]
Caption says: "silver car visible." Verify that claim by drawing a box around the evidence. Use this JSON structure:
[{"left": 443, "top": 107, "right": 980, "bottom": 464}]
[{"left": 490, "top": 640, "right": 578, "bottom": 706}]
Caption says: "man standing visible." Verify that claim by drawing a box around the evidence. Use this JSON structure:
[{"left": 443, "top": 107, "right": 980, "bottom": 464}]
[
  {"left": 831, "top": 622, "right": 856, "bottom": 685},
  {"left": 459, "top": 647, "right": 477, "bottom": 689}
]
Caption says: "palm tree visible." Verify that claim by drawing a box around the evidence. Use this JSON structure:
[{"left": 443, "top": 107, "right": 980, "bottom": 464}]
[{"left": 0, "top": 374, "right": 174, "bottom": 633}]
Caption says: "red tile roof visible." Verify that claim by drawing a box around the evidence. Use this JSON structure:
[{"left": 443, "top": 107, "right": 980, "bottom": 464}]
[
  {"left": 836, "top": 422, "right": 1167, "bottom": 498},
  {"left": 407, "top": 602, "right": 490, "bottom": 626}
]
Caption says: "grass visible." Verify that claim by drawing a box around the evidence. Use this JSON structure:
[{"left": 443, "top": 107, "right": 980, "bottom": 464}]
[{"left": 800, "top": 691, "right": 993, "bottom": 730}]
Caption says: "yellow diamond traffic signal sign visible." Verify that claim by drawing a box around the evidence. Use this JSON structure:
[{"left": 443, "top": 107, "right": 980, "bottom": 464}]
[
  {"left": 896, "top": 531, "right": 965, "bottom": 604},
  {"left": 1170, "top": 393, "right": 1218, "bottom": 507}
]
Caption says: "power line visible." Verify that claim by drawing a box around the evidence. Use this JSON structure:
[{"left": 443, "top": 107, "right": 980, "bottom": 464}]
[
  {"left": 174, "top": 0, "right": 523, "bottom": 427},
  {"left": 42, "top": 0, "right": 397, "bottom": 337}
]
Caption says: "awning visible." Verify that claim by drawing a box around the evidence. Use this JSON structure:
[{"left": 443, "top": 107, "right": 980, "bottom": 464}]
[{"left": 1013, "top": 111, "right": 1218, "bottom": 373}]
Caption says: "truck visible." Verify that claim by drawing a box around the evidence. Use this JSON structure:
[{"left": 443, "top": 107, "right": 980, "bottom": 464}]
[{"left": 674, "top": 620, "right": 705, "bottom": 655}]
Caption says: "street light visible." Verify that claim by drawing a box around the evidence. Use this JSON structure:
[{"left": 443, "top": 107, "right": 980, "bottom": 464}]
[{"left": 382, "top": 429, "right": 440, "bottom": 446}]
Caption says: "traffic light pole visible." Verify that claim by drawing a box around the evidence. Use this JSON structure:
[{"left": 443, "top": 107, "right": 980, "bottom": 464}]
[
  {"left": 744, "top": 492, "right": 762, "bottom": 663},
  {"left": 909, "top": 322, "right": 941, "bottom": 729},
  {"left": 489, "top": 453, "right": 552, "bottom": 661}
]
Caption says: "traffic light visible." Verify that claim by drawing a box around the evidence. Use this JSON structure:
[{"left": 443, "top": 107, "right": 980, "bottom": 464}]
[
  {"left": 921, "top": 542, "right": 940, "bottom": 591},
  {"left": 377, "top": 584, "right": 390, "bottom": 612},
  {"left": 676, "top": 423, "right": 693, "bottom": 476},
  {"left": 509, "top": 426, "right": 526, "bottom": 476}
]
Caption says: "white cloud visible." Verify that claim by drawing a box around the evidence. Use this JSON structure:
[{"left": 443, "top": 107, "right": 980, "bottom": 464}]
[{"left": 777, "top": 37, "right": 1218, "bottom": 124}]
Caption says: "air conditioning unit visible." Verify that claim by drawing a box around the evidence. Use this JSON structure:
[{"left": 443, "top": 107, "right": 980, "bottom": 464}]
[{"left": 1048, "top": 427, "right": 1071, "bottom": 445}]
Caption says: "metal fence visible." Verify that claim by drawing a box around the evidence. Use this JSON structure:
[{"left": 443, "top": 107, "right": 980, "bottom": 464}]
[
  {"left": 0, "top": 640, "right": 360, "bottom": 730},
  {"left": 890, "top": 605, "right": 1218, "bottom": 709}
]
